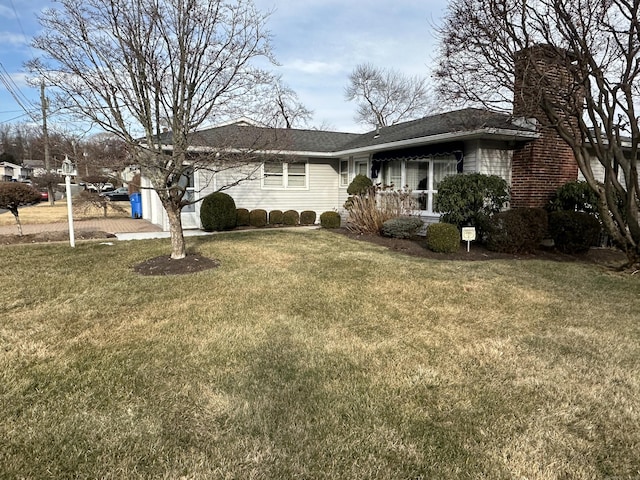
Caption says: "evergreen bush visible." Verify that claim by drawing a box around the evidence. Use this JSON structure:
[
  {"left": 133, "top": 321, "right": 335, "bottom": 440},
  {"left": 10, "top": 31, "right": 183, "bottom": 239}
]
[
  {"left": 426, "top": 223, "right": 460, "bottom": 253},
  {"left": 320, "top": 211, "right": 341, "bottom": 229},
  {"left": 346, "top": 174, "right": 373, "bottom": 196},
  {"left": 269, "top": 209, "right": 283, "bottom": 225},
  {"left": 381, "top": 216, "right": 424, "bottom": 239},
  {"left": 547, "top": 180, "right": 599, "bottom": 216},
  {"left": 283, "top": 209, "right": 300, "bottom": 225},
  {"left": 200, "top": 192, "right": 237, "bottom": 232},
  {"left": 435, "top": 173, "right": 509, "bottom": 238},
  {"left": 236, "top": 208, "right": 250, "bottom": 226},
  {"left": 548, "top": 210, "right": 601, "bottom": 254},
  {"left": 249, "top": 209, "right": 267, "bottom": 227},
  {"left": 486, "top": 208, "right": 548, "bottom": 253},
  {"left": 300, "top": 210, "right": 317, "bottom": 225}
]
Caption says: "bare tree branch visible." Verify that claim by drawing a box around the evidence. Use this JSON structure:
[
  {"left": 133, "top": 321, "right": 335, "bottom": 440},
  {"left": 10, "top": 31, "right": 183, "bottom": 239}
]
[
  {"left": 436, "top": 0, "right": 640, "bottom": 268},
  {"left": 345, "top": 63, "right": 435, "bottom": 128},
  {"left": 28, "top": 0, "right": 276, "bottom": 259}
]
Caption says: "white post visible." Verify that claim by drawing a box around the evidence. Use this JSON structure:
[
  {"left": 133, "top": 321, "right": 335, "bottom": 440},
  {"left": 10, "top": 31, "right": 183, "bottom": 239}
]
[{"left": 62, "top": 156, "right": 76, "bottom": 248}]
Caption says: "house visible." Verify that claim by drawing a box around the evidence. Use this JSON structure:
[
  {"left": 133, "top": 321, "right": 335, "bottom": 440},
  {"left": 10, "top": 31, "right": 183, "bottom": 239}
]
[
  {"left": 0, "top": 161, "right": 33, "bottom": 183},
  {"left": 140, "top": 107, "right": 576, "bottom": 231},
  {"left": 142, "top": 47, "right": 611, "bottom": 232}
]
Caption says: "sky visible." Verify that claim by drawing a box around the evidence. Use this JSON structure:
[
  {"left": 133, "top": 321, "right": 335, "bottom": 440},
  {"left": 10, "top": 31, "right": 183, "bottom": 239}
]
[{"left": 0, "top": 0, "right": 448, "bottom": 134}]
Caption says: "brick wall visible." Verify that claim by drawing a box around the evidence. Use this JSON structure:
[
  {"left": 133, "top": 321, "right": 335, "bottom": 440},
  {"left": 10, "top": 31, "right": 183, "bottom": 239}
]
[{"left": 511, "top": 46, "right": 580, "bottom": 208}]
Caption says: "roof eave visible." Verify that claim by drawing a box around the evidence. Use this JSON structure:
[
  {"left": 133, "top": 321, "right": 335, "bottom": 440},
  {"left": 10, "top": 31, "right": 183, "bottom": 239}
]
[
  {"left": 334, "top": 127, "right": 540, "bottom": 156},
  {"left": 153, "top": 127, "right": 540, "bottom": 158}
]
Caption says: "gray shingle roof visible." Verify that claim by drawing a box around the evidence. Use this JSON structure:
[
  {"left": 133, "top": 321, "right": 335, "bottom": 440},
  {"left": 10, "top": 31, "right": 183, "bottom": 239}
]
[
  {"left": 340, "top": 108, "right": 534, "bottom": 151},
  {"left": 170, "top": 108, "right": 534, "bottom": 155},
  {"left": 186, "top": 124, "right": 360, "bottom": 153}
]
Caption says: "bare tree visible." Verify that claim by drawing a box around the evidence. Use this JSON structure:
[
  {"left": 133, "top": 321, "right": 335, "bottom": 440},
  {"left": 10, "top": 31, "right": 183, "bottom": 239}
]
[
  {"left": 29, "top": 0, "right": 275, "bottom": 259},
  {"left": 80, "top": 134, "right": 130, "bottom": 179},
  {"left": 435, "top": 0, "right": 640, "bottom": 269},
  {"left": 345, "top": 63, "right": 434, "bottom": 128},
  {"left": 248, "top": 76, "right": 313, "bottom": 128}
]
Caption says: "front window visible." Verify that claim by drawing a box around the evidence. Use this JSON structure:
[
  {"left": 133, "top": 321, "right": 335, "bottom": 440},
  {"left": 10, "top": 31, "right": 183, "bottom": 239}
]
[
  {"left": 263, "top": 162, "right": 284, "bottom": 187},
  {"left": 262, "top": 161, "right": 308, "bottom": 189},
  {"left": 355, "top": 160, "right": 368, "bottom": 177},
  {"left": 381, "top": 156, "right": 458, "bottom": 214},
  {"left": 384, "top": 160, "right": 402, "bottom": 188},
  {"left": 287, "top": 162, "right": 306, "bottom": 187},
  {"left": 339, "top": 159, "right": 349, "bottom": 187}
]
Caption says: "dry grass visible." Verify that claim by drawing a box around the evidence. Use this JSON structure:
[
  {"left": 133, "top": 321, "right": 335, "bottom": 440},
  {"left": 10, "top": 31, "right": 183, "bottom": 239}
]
[
  {"left": 0, "top": 229, "right": 638, "bottom": 479},
  {"left": 0, "top": 200, "right": 131, "bottom": 226}
]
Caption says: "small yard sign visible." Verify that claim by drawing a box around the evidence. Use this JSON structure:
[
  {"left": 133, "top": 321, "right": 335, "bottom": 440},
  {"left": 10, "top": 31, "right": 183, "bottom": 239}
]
[{"left": 461, "top": 227, "right": 476, "bottom": 252}]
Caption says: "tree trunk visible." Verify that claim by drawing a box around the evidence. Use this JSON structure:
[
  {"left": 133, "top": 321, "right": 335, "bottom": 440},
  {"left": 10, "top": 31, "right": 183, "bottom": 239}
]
[
  {"left": 10, "top": 209, "right": 23, "bottom": 236},
  {"left": 165, "top": 204, "right": 187, "bottom": 260}
]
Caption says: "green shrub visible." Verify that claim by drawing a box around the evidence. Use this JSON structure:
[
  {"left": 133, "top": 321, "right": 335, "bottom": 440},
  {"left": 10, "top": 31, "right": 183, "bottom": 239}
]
[
  {"left": 269, "top": 209, "right": 283, "bottom": 225},
  {"left": 426, "top": 223, "right": 460, "bottom": 253},
  {"left": 381, "top": 216, "right": 424, "bottom": 239},
  {"left": 548, "top": 210, "right": 601, "bottom": 254},
  {"left": 283, "top": 209, "right": 299, "bottom": 226},
  {"left": 320, "top": 211, "right": 341, "bottom": 229},
  {"left": 200, "top": 192, "right": 237, "bottom": 232},
  {"left": 300, "top": 210, "right": 317, "bottom": 225},
  {"left": 486, "top": 208, "right": 548, "bottom": 254},
  {"left": 435, "top": 173, "right": 510, "bottom": 238},
  {"left": 236, "top": 208, "right": 250, "bottom": 226},
  {"left": 249, "top": 209, "right": 267, "bottom": 227},
  {"left": 547, "top": 180, "right": 599, "bottom": 216},
  {"left": 347, "top": 174, "right": 373, "bottom": 196}
]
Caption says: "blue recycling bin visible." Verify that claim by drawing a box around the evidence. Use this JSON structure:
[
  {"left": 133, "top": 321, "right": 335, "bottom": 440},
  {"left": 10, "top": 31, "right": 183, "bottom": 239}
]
[{"left": 130, "top": 192, "right": 142, "bottom": 219}]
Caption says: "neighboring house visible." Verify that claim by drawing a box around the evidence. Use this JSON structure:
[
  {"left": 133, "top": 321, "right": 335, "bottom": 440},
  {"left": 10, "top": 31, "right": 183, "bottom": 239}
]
[
  {"left": 22, "top": 160, "right": 47, "bottom": 178},
  {"left": 0, "top": 161, "right": 33, "bottom": 182},
  {"left": 141, "top": 108, "right": 550, "bottom": 231}
]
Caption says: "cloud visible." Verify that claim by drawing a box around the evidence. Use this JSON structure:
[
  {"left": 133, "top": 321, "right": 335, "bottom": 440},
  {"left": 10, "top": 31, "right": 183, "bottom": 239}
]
[
  {"left": 283, "top": 60, "right": 344, "bottom": 76},
  {"left": 0, "top": 32, "right": 29, "bottom": 47},
  {"left": 0, "top": 5, "right": 15, "bottom": 19}
]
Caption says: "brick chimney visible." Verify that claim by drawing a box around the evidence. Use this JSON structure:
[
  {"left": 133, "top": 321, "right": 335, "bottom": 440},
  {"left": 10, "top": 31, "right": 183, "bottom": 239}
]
[{"left": 511, "top": 45, "right": 581, "bottom": 208}]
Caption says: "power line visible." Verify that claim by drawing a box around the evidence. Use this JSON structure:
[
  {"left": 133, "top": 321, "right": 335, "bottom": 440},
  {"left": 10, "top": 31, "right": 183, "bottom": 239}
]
[
  {"left": 0, "top": 63, "right": 39, "bottom": 121},
  {"left": 8, "top": 0, "right": 37, "bottom": 59},
  {"left": 0, "top": 0, "right": 40, "bottom": 123},
  {"left": 0, "top": 112, "right": 35, "bottom": 124}
]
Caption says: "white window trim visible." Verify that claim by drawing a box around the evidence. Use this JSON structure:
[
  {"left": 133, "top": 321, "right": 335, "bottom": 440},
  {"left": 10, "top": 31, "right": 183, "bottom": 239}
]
[
  {"left": 261, "top": 161, "right": 309, "bottom": 190},
  {"left": 381, "top": 157, "right": 458, "bottom": 216},
  {"left": 339, "top": 158, "right": 350, "bottom": 188},
  {"left": 355, "top": 159, "right": 368, "bottom": 178}
]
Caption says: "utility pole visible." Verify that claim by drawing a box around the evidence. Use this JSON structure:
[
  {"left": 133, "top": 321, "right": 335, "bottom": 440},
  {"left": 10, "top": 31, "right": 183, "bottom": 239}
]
[{"left": 41, "top": 81, "right": 54, "bottom": 205}]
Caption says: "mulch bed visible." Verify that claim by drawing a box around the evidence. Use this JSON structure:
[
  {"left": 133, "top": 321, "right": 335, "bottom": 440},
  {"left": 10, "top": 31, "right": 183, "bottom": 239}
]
[
  {"left": 133, "top": 254, "right": 220, "bottom": 276},
  {"left": 332, "top": 228, "right": 628, "bottom": 267}
]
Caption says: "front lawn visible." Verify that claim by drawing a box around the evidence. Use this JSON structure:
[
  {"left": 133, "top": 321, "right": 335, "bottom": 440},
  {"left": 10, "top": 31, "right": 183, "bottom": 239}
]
[
  {"left": 0, "top": 201, "right": 131, "bottom": 227},
  {"left": 1, "top": 229, "right": 638, "bottom": 479}
]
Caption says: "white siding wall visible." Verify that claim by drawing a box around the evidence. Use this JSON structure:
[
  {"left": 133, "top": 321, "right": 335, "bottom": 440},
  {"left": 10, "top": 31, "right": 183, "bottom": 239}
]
[
  {"left": 578, "top": 158, "right": 605, "bottom": 182},
  {"left": 197, "top": 158, "right": 342, "bottom": 222},
  {"left": 141, "top": 176, "right": 169, "bottom": 230},
  {"left": 462, "top": 141, "right": 479, "bottom": 173},
  {"left": 476, "top": 140, "right": 513, "bottom": 184},
  {"left": 578, "top": 157, "right": 640, "bottom": 184}
]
